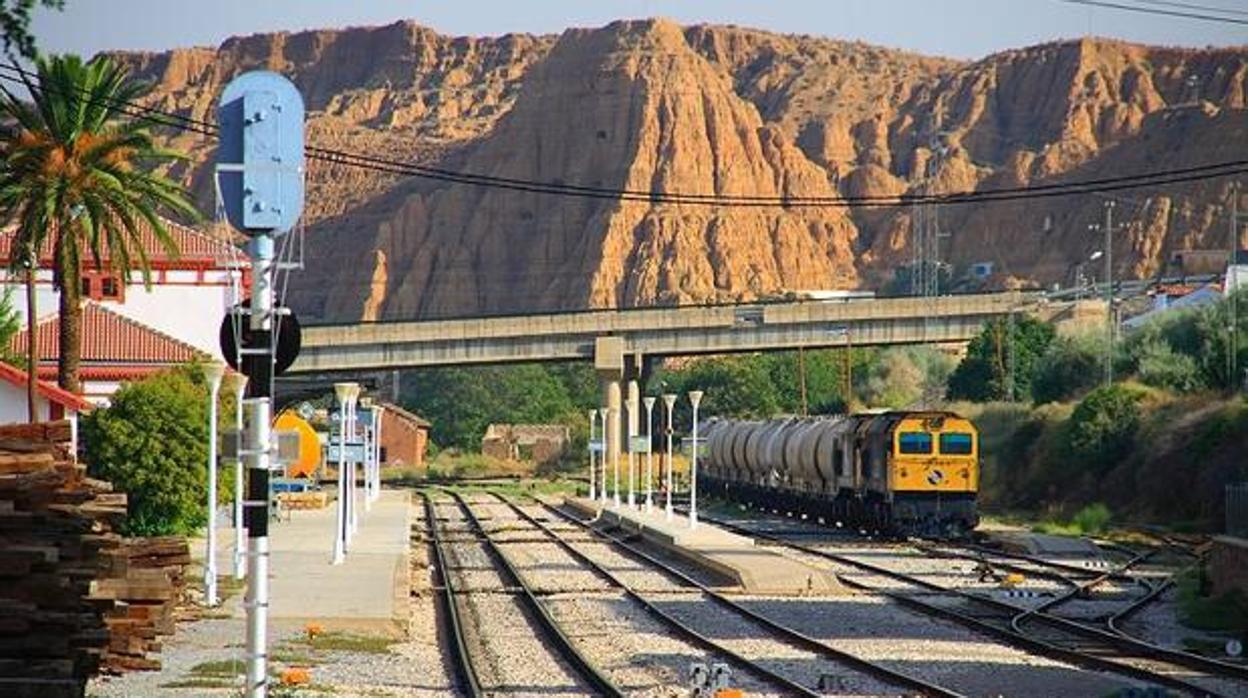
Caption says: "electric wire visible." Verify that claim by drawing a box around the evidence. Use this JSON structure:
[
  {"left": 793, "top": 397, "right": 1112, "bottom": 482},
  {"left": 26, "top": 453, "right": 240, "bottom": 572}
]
[
  {"left": 1131, "top": 0, "right": 1248, "bottom": 18},
  {"left": 2, "top": 61, "right": 1246, "bottom": 210},
  {"left": 1058, "top": 0, "right": 1248, "bottom": 25}
]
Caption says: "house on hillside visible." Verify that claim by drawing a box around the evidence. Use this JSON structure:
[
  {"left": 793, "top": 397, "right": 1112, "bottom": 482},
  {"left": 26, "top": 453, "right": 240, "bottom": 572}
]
[
  {"left": 481, "top": 424, "right": 569, "bottom": 467},
  {"left": 9, "top": 301, "right": 211, "bottom": 405},
  {"left": 0, "top": 218, "right": 247, "bottom": 362}
]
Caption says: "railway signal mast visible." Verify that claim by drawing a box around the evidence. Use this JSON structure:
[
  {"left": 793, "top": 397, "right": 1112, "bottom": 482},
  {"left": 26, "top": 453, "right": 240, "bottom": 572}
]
[{"left": 216, "top": 71, "right": 306, "bottom": 698}]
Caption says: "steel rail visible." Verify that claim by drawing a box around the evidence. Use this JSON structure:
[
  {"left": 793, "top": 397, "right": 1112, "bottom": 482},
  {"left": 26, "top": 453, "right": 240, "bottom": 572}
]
[
  {"left": 446, "top": 491, "right": 624, "bottom": 697},
  {"left": 421, "top": 493, "right": 485, "bottom": 697},
  {"left": 698, "top": 510, "right": 1248, "bottom": 696},
  {"left": 509, "top": 494, "right": 966, "bottom": 698}
]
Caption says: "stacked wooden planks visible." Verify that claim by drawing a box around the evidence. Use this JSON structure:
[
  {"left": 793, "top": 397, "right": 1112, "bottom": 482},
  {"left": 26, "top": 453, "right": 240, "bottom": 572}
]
[{"left": 0, "top": 420, "right": 191, "bottom": 696}]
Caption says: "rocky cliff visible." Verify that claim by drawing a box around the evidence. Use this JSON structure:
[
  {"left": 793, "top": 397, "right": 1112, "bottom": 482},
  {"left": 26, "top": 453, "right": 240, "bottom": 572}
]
[{"left": 110, "top": 19, "right": 1248, "bottom": 321}]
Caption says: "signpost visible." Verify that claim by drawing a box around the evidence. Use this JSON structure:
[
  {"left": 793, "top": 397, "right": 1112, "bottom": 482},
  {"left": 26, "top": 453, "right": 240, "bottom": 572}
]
[{"left": 217, "top": 70, "right": 305, "bottom": 698}]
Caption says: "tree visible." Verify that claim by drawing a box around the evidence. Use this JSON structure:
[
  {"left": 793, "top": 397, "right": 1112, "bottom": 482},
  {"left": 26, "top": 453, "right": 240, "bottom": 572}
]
[
  {"left": 0, "top": 54, "right": 199, "bottom": 392},
  {"left": 1066, "top": 383, "right": 1147, "bottom": 471},
  {"left": 1031, "top": 334, "right": 1103, "bottom": 404},
  {"left": 947, "top": 315, "right": 1055, "bottom": 402},
  {"left": 1, "top": 0, "right": 63, "bottom": 59},
  {"left": 81, "top": 364, "right": 232, "bottom": 536}
]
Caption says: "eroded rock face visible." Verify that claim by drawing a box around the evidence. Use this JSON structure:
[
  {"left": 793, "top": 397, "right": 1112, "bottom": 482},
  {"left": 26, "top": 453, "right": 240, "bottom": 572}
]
[{"left": 111, "top": 22, "right": 1248, "bottom": 321}]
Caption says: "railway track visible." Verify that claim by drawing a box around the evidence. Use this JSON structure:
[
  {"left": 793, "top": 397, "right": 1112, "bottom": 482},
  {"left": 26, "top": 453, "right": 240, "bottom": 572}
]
[
  {"left": 697, "top": 509, "right": 1248, "bottom": 698},
  {"left": 423, "top": 491, "right": 622, "bottom": 696},
  {"left": 493, "top": 492, "right": 966, "bottom": 697}
]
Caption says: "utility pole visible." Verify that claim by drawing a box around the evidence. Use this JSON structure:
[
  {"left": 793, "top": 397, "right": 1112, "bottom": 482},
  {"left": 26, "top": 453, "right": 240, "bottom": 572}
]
[
  {"left": 1090, "top": 201, "right": 1117, "bottom": 389},
  {"left": 1231, "top": 182, "right": 1242, "bottom": 391},
  {"left": 1104, "top": 200, "right": 1115, "bottom": 388}
]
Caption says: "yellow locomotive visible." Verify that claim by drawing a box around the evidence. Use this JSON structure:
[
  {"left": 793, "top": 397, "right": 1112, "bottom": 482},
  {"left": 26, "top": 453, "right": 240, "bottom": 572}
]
[{"left": 701, "top": 411, "right": 979, "bottom": 538}]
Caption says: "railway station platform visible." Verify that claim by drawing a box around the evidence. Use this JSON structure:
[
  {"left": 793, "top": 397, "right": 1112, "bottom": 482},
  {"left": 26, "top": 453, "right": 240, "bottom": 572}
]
[
  {"left": 565, "top": 497, "right": 842, "bottom": 596},
  {"left": 209, "top": 488, "right": 411, "bottom": 636}
]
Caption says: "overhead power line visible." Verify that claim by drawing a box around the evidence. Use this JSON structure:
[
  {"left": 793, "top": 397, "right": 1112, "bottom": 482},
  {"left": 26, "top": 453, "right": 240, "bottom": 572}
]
[
  {"left": 1, "top": 61, "right": 1245, "bottom": 209},
  {"left": 1059, "top": 0, "right": 1248, "bottom": 25},
  {"left": 1132, "top": 0, "right": 1248, "bottom": 18}
]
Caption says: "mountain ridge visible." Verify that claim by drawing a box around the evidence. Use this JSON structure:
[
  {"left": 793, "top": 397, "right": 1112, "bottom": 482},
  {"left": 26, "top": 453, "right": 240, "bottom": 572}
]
[{"left": 106, "top": 18, "right": 1248, "bottom": 321}]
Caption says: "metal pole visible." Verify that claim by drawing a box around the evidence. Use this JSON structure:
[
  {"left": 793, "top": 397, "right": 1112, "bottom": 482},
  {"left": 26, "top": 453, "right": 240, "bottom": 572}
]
[
  {"left": 372, "top": 405, "right": 383, "bottom": 502},
  {"left": 203, "top": 363, "right": 224, "bottom": 606},
  {"left": 228, "top": 373, "right": 248, "bottom": 579},
  {"left": 1231, "top": 183, "right": 1240, "bottom": 391},
  {"left": 1104, "top": 201, "right": 1115, "bottom": 388},
  {"left": 626, "top": 396, "right": 636, "bottom": 509},
  {"left": 663, "top": 394, "right": 675, "bottom": 520},
  {"left": 244, "top": 234, "right": 276, "bottom": 698},
  {"left": 688, "top": 391, "right": 703, "bottom": 529},
  {"left": 611, "top": 403, "right": 620, "bottom": 508},
  {"left": 331, "top": 384, "right": 352, "bottom": 565},
  {"left": 347, "top": 389, "right": 359, "bottom": 541},
  {"left": 644, "top": 397, "right": 655, "bottom": 513},
  {"left": 587, "top": 410, "right": 597, "bottom": 501}
]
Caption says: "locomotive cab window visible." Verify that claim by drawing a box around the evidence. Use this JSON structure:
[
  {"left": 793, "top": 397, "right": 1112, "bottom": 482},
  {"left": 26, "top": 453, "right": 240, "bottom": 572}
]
[
  {"left": 898, "top": 432, "right": 932, "bottom": 454},
  {"left": 939, "top": 432, "right": 974, "bottom": 455}
]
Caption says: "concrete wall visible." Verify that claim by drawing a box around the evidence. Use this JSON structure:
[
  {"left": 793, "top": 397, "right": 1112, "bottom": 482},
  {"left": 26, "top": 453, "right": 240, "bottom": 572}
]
[{"left": 0, "top": 380, "right": 58, "bottom": 424}]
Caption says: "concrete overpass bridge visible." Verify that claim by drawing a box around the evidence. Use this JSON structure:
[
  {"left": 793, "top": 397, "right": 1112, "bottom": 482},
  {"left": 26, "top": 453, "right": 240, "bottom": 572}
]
[
  {"left": 290, "top": 291, "right": 1040, "bottom": 376},
  {"left": 289, "top": 290, "right": 1056, "bottom": 468}
]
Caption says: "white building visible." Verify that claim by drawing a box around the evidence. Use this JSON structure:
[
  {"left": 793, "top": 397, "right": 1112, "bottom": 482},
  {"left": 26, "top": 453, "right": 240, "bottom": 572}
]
[
  {"left": 0, "top": 219, "right": 246, "bottom": 362},
  {"left": 0, "top": 218, "right": 247, "bottom": 403},
  {"left": 0, "top": 360, "right": 92, "bottom": 424}
]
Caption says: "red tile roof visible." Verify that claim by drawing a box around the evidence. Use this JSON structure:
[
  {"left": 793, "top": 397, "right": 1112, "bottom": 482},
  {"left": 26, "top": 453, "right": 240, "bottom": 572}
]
[
  {"left": 0, "top": 217, "right": 244, "bottom": 270},
  {"left": 0, "top": 361, "right": 94, "bottom": 411},
  {"left": 9, "top": 302, "right": 209, "bottom": 366}
]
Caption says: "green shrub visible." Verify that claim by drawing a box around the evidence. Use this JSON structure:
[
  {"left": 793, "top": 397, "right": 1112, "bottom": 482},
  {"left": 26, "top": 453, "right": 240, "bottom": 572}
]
[
  {"left": 1134, "top": 338, "right": 1203, "bottom": 392},
  {"left": 1067, "top": 384, "right": 1147, "bottom": 471},
  {"left": 82, "top": 364, "right": 231, "bottom": 536},
  {"left": 1031, "top": 334, "right": 1103, "bottom": 404},
  {"left": 1071, "top": 502, "right": 1112, "bottom": 534}
]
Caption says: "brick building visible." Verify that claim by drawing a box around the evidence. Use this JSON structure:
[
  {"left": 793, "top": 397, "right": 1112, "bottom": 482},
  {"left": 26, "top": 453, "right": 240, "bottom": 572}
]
[
  {"left": 378, "top": 402, "right": 430, "bottom": 470},
  {"left": 481, "top": 424, "right": 569, "bottom": 468}
]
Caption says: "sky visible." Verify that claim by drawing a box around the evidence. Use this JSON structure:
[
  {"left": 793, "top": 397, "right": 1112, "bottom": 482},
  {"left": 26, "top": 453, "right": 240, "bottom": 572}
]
[{"left": 30, "top": 0, "right": 1248, "bottom": 62}]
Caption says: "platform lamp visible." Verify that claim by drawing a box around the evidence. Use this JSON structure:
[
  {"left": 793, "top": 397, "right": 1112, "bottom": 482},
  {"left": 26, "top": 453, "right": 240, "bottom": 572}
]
[
  {"left": 625, "top": 396, "right": 637, "bottom": 509},
  {"left": 643, "top": 397, "right": 656, "bottom": 513},
  {"left": 370, "top": 402, "right": 383, "bottom": 504},
  {"left": 662, "top": 394, "right": 677, "bottom": 521},
  {"left": 360, "top": 396, "right": 374, "bottom": 513},
  {"left": 331, "top": 382, "right": 357, "bottom": 564},
  {"left": 688, "top": 390, "right": 704, "bottom": 529},
  {"left": 345, "top": 384, "right": 362, "bottom": 542},
  {"left": 587, "top": 409, "right": 598, "bottom": 501},
  {"left": 600, "top": 407, "right": 610, "bottom": 504},
  {"left": 223, "top": 371, "right": 249, "bottom": 580},
  {"left": 202, "top": 361, "right": 226, "bottom": 606}
]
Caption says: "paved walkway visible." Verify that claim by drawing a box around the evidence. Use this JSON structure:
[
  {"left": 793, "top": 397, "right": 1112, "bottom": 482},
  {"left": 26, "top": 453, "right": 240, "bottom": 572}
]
[{"left": 207, "top": 488, "right": 411, "bottom": 636}]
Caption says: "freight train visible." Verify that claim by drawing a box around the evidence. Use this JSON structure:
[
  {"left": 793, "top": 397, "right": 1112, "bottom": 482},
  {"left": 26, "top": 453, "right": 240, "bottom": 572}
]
[{"left": 700, "top": 411, "right": 979, "bottom": 538}]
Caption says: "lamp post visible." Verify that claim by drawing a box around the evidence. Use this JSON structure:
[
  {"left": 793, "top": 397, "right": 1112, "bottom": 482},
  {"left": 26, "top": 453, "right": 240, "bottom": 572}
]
[
  {"left": 662, "top": 393, "right": 676, "bottom": 520},
  {"left": 202, "top": 362, "right": 226, "bottom": 606},
  {"left": 587, "top": 409, "right": 598, "bottom": 501},
  {"left": 609, "top": 405, "right": 620, "bottom": 507},
  {"left": 346, "top": 385, "right": 361, "bottom": 541},
  {"left": 371, "top": 404, "right": 383, "bottom": 503},
  {"left": 688, "top": 390, "right": 703, "bottom": 529},
  {"left": 224, "top": 372, "right": 249, "bottom": 580},
  {"left": 626, "top": 396, "right": 636, "bottom": 508},
  {"left": 360, "top": 397, "right": 374, "bottom": 513},
  {"left": 643, "top": 397, "right": 655, "bottom": 513},
  {"left": 331, "top": 382, "right": 356, "bottom": 564},
  {"left": 600, "top": 407, "right": 610, "bottom": 503}
]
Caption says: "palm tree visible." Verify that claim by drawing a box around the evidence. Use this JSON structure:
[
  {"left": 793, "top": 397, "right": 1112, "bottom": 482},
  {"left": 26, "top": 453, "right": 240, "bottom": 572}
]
[{"left": 0, "top": 54, "right": 199, "bottom": 395}]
